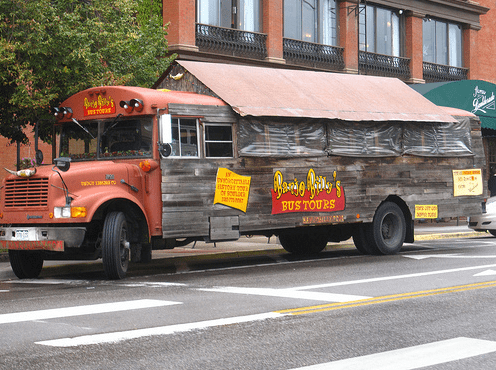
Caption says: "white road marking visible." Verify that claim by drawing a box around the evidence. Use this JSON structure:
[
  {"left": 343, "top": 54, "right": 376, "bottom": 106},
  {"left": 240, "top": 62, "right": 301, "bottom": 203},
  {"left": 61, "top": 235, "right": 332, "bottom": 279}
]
[
  {"left": 290, "top": 263, "right": 496, "bottom": 291},
  {"left": 116, "top": 282, "right": 187, "bottom": 288},
  {"left": 0, "top": 299, "right": 181, "bottom": 325},
  {"left": 36, "top": 312, "right": 285, "bottom": 347},
  {"left": 0, "top": 290, "right": 8, "bottom": 293},
  {"left": 6, "top": 279, "right": 90, "bottom": 285},
  {"left": 290, "top": 337, "right": 496, "bottom": 370},
  {"left": 404, "top": 254, "right": 496, "bottom": 260},
  {"left": 474, "top": 269, "right": 496, "bottom": 276},
  {"left": 199, "top": 287, "right": 370, "bottom": 302}
]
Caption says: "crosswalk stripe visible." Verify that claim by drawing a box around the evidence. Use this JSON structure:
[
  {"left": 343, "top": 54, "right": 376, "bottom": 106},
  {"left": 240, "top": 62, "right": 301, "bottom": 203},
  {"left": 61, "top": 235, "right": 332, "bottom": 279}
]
[
  {"left": 289, "top": 337, "right": 496, "bottom": 370},
  {"left": 36, "top": 312, "right": 285, "bottom": 347},
  {"left": 0, "top": 299, "right": 181, "bottom": 324}
]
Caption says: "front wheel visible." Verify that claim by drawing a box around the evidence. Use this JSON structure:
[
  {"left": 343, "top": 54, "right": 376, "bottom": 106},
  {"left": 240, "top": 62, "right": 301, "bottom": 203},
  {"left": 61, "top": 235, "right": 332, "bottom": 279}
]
[
  {"left": 367, "top": 201, "right": 406, "bottom": 255},
  {"left": 9, "top": 250, "right": 44, "bottom": 279},
  {"left": 102, "top": 212, "right": 130, "bottom": 279}
]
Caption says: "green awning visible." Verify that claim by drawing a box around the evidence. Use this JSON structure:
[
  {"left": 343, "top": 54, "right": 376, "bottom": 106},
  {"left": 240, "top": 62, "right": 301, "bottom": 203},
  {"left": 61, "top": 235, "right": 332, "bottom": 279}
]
[{"left": 411, "top": 80, "right": 496, "bottom": 131}]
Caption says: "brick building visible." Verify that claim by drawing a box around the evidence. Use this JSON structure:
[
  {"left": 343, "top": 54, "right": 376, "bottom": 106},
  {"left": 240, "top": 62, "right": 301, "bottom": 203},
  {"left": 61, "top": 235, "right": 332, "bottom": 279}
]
[
  {"left": 0, "top": 129, "right": 52, "bottom": 184},
  {"left": 160, "top": 0, "right": 496, "bottom": 179},
  {"left": 163, "top": 0, "right": 490, "bottom": 83}
]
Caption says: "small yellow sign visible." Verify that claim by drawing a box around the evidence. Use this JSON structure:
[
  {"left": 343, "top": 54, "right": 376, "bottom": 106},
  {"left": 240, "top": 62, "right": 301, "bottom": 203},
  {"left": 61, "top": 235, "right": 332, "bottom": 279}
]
[
  {"left": 214, "top": 168, "right": 251, "bottom": 212},
  {"left": 452, "top": 169, "right": 483, "bottom": 197},
  {"left": 415, "top": 204, "right": 438, "bottom": 219}
]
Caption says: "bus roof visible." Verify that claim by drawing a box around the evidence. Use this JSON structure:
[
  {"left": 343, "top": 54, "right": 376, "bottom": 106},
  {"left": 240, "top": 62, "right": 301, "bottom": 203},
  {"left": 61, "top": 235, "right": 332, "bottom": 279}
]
[
  {"left": 166, "top": 61, "right": 456, "bottom": 123},
  {"left": 57, "top": 85, "right": 226, "bottom": 121}
]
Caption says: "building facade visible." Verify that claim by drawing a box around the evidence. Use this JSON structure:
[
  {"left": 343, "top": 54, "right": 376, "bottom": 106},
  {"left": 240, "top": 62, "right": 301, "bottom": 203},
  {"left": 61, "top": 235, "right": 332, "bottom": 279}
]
[
  {"left": 164, "top": 0, "right": 490, "bottom": 84},
  {"left": 163, "top": 0, "right": 496, "bottom": 181}
]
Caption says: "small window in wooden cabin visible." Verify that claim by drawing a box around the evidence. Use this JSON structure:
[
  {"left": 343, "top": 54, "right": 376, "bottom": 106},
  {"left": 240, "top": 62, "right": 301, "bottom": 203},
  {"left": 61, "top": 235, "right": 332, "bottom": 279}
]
[
  {"left": 171, "top": 118, "right": 199, "bottom": 157},
  {"left": 204, "top": 123, "right": 233, "bottom": 157}
]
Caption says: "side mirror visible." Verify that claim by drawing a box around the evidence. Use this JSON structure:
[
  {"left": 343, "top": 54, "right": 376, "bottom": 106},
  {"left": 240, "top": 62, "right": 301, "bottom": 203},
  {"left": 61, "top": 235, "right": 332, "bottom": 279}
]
[
  {"left": 54, "top": 157, "right": 71, "bottom": 172},
  {"left": 35, "top": 150, "right": 44, "bottom": 166},
  {"left": 158, "top": 113, "right": 172, "bottom": 158}
]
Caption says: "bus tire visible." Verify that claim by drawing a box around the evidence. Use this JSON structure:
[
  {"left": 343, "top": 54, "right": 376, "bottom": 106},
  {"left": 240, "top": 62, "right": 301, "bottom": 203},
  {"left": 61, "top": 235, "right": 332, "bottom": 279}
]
[
  {"left": 102, "top": 211, "right": 130, "bottom": 279},
  {"left": 279, "top": 229, "right": 328, "bottom": 255},
  {"left": 352, "top": 224, "right": 378, "bottom": 255},
  {"left": 9, "top": 250, "right": 43, "bottom": 279},
  {"left": 367, "top": 201, "right": 406, "bottom": 255}
]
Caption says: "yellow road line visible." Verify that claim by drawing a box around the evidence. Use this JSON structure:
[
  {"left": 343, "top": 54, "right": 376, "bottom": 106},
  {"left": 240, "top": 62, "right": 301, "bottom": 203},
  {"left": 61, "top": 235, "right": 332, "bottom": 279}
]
[{"left": 276, "top": 280, "right": 496, "bottom": 315}]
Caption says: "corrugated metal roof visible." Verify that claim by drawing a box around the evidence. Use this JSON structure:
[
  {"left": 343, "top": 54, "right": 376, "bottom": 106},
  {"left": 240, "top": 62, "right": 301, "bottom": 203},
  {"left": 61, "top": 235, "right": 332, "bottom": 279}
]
[{"left": 176, "top": 61, "right": 456, "bottom": 123}]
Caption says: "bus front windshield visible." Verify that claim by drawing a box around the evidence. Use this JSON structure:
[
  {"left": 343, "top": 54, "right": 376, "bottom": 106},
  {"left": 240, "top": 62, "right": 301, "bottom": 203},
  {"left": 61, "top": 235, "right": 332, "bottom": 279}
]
[{"left": 58, "top": 118, "right": 153, "bottom": 161}]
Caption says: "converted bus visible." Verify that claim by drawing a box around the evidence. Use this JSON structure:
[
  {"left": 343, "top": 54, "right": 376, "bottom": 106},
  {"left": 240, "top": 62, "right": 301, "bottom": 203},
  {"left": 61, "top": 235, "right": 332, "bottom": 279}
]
[{"left": 0, "top": 62, "right": 486, "bottom": 279}]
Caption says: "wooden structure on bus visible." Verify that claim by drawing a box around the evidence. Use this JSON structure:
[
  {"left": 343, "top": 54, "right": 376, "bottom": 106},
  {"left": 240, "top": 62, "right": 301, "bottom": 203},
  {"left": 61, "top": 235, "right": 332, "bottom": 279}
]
[{"left": 156, "top": 61, "right": 485, "bottom": 251}]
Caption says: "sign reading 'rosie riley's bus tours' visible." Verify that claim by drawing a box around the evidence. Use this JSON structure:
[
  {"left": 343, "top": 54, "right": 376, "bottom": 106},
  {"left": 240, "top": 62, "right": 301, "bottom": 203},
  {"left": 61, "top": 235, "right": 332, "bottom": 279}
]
[
  {"left": 83, "top": 95, "right": 116, "bottom": 116},
  {"left": 271, "top": 169, "right": 345, "bottom": 215}
]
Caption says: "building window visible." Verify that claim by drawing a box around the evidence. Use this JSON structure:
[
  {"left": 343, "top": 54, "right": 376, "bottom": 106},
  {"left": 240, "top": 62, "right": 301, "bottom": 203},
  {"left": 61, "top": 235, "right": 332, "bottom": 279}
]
[
  {"left": 359, "top": 5, "right": 401, "bottom": 56},
  {"left": 197, "top": 0, "right": 260, "bottom": 32},
  {"left": 423, "top": 18, "right": 462, "bottom": 67},
  {"left": 284, "top": 0, "right": 337, "bottom": 46}
]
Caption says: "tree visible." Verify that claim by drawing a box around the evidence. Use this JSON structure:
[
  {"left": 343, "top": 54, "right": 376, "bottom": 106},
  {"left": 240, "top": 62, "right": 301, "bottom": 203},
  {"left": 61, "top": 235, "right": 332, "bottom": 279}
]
[{"left": 0, "top": 0, "right": 174, "bottom": 143}]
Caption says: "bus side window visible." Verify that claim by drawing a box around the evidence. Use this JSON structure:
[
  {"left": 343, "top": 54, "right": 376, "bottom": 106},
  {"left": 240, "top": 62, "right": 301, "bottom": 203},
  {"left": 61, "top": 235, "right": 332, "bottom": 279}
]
[{"left": 171, "top": 118, "right": 199, "bottom": 157}]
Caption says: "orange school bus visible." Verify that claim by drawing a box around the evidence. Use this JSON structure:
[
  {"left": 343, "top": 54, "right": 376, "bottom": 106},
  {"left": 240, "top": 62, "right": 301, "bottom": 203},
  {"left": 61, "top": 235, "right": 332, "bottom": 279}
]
[{"left": 0, "top": 62, "right": 487, "bottom": 279}]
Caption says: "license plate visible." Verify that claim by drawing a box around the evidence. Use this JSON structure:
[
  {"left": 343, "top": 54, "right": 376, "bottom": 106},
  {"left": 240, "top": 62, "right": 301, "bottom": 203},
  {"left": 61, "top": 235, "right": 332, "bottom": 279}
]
[{"left": 15, "top": 229, "right": 30, "bottom": 241}]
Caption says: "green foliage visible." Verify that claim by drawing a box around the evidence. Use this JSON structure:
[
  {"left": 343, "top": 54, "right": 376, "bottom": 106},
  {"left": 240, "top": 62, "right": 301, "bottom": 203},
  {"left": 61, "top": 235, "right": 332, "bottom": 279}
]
[{"left": 0, "top": 0, "right": 174, "bottom": 143}]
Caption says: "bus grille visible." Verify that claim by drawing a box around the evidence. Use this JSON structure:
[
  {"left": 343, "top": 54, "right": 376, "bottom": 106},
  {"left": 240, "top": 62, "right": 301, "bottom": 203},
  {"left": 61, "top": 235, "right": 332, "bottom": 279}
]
[{"left": 4, "top": 177, "right": 49, "bottom": 208}]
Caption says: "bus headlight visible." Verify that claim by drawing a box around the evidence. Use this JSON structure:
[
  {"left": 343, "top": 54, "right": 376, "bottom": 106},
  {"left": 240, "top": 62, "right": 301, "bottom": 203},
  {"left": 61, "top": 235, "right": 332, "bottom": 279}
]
[{"left": 54, "top": 206, "right": 87, "bottom": 218}]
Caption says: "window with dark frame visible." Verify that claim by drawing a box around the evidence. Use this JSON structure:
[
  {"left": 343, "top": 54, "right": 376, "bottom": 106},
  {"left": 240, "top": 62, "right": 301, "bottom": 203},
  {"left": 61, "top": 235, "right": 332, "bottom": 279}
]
[
  {"left": 284, "top": 0, "right": 337, "bottom": 46},
  {"left": 204, "top": 123, "right": 234, "bottom": 158},
  {"left": 197, "top": 0, "right": 261, "bottom": 32},
  {"left": 359, "top": 4, "right": 402, "bottom": 57},
  {"left": 170, "top": 118, "right": 233, "bottom": 158},
  {"left": 423, "top": 18, "right": 462, "bottom": 67}
]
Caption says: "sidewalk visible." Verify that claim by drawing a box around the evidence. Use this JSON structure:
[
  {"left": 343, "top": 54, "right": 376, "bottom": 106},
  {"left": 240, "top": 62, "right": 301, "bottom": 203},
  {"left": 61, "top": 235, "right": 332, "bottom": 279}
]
[{"left": 0, "top": 219, "right": 490, "bottom": 265}]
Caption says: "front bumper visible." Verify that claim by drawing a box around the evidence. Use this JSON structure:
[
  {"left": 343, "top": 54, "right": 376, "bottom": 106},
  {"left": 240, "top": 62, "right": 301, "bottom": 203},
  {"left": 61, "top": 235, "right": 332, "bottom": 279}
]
[
  {"left": 0, "top": 227, "right": 86, "bottom": 251},
  {"left": 468, "top": 214, "right": 496, "bottom": 231}
]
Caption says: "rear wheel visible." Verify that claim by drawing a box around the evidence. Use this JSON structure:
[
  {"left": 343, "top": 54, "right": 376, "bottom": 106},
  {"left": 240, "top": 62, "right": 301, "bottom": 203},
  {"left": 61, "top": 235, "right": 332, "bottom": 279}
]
[
  {"left": 279, "top": 228, "right": 328, "bottom": 255},
  {"left": 489, "top": 230, "right": 496, "bottom": 237},
  {"left": 9, "top": 250, "right": 44, "bottom": 279},
  {"left": 102, "top": 212, "right": 130, "bottom": 279},
  {"left": 352, "top": 224, "right": 379, "bottom": 254},
  {"left": 367, "top": 201, "right": 406, "bottom": 254}
]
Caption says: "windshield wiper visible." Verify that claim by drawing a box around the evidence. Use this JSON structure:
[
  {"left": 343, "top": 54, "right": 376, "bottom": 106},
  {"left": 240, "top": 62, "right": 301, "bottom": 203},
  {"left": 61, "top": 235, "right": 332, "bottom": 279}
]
[
  {"left": 72, "top": 118, "right": 95, "bottom": 139},
  {"left": 102, "top": 114, "right": 123, "bottom": 137}
]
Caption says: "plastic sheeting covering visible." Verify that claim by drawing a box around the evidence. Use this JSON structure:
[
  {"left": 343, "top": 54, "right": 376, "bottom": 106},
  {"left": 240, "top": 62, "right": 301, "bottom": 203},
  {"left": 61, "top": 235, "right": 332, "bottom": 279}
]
[
  {"left": 327, "top": 121, "right": 402, "bottom": 157},
  {"left": 238, "top": 117, "right": 326, "bottom": 157},
  {"left": 403, "top": 116, "right": 473, "bottom": 157},
  {"left": 237, "top": 116, "right": 474, "bottom": 158}
]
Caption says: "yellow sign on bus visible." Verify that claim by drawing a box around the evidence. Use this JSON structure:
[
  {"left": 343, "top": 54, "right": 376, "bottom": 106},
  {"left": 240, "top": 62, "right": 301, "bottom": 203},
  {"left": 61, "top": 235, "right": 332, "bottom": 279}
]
[
  {"left": 214, "top": 168, "right": 251, "bottom": 212},
  {"left": 415, "top": 205, "right": 438, "bottom": 219},
  {"left": 452, "top": 169, "right": 482, "bottom": 197}
]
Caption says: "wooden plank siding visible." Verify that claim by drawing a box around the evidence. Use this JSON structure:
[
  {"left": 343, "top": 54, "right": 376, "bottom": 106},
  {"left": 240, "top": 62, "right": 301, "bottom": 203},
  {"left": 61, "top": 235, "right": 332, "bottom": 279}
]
[
  {"left": 161, "top": 103, "right": 485, "bottom": 240},
  {"left": 159, "top": 67, "right": 486, "bottom": 241}
]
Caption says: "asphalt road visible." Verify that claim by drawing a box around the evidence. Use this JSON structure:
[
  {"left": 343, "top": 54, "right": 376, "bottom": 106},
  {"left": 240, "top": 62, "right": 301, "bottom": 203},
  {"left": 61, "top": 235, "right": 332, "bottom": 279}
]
[{"left": 1, "top": 229, "right": 496, "bottom": 369}]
